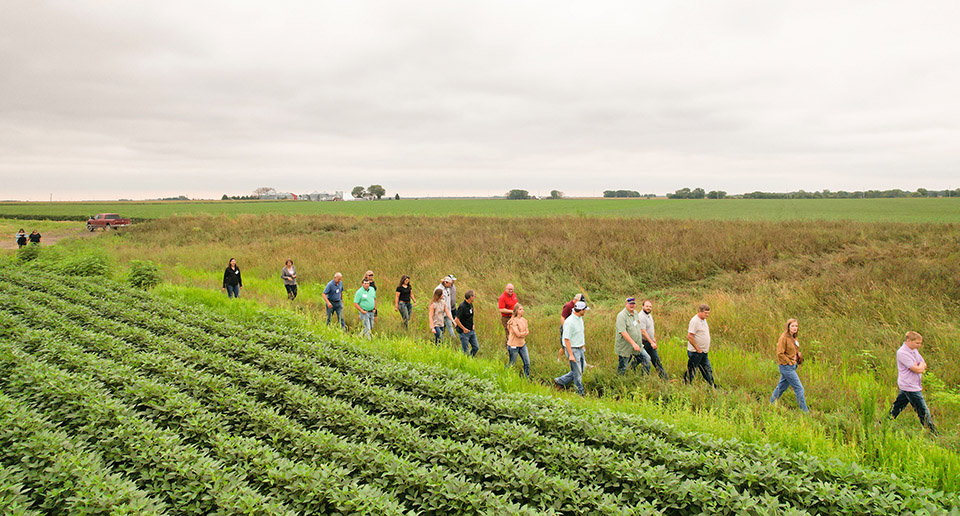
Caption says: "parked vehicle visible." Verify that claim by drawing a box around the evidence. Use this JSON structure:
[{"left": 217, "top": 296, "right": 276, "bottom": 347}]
[{"left": 86, "top": 213, "right": 132, "bottom": 231}]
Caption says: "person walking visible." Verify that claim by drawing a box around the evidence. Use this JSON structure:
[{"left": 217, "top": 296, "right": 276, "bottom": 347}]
[
  {"left": 281, "top": 259, "right": 298, "bottom": 300},
  {"left": 455, "top": 290, "right": 479, "bottom": 356},
  {"left": 446, "top": 274, "right": 458, "bottom": 327},
  {"left": 353, "top": 278, "right": 376, "bottom": 339},
  {"left": 362, "top": 270, "right": 378, "bottom": 319},
  {"left": 222, "top": 258, "right": 242, "bottom": 299},
  {"left": 639, "top": 300, "right": 668, "bottom": 379},
  {"left": 769, "top": 318, "right": 809, "bottom": 412},
  {"left": 15, "top": 228, "right": 27, "bottom": 249},
  {"left": 434, "top": 276, "right": 457, "bottom": 341},
  {"left": 889, "top": 331, "right": 937, "bottom": 433},
  {"left": 428, "top": 288, "right": 450, "bottom": 345},
  {"left": 506, "top": 304, "right": 531, "bottom": 377},
  {"left": 395, "top": 275, "right": 416, "bottom": 330},
  {"left": 323, "top": 272, "right": 346, "bottom": 328},
  {"left": 498, "top": 283, "right": 519, "bottom": 347},
  {"left": 684, "top": 304, "right": 715, "bottom": 386},
  {"left": 28, "top": 230, "right": 41, "bottom": 245},
  {"left": 615, "top": 297, "right": 651, "bottom": 375},
  {"left": 554, "top": 301, "right": 589, "bottom": 396},
  {"left": 558, "top": 293, "right": 583, "bottom": 361}
]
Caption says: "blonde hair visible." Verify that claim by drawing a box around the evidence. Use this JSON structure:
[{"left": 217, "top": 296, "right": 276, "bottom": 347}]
[
  {"left": 512, "top": 303, "right": 523, "bottom": 318},
  {"left": 904, "top": 331, "right": 922, "bottom": 343},
  {"left": 785, "top": 318, "right": 799, "bottom": 338}
]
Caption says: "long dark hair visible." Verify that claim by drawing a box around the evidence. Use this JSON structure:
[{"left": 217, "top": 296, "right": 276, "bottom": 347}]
[
  {"left": 228, "top": 258, "right": 237, "bottom": 269},
  {"left": 398, "top": 274, "right": 410, "bottom": 288}
]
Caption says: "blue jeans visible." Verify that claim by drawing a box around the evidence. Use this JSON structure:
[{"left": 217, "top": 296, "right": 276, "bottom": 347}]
[
  {"left": 507, "top": 345, "right": 530, "bottom": 377},
  {"left": 326, "top": 302, "right": 345, "bottom": 328},
  {"left": 443, "top": 315, "right": 456, "bottom": 339},
  {"left": 433, "top": 326, "right": 443, "bottom": 345},
  {"left": 890, "top": 390, "right": 936, "bottom": 432},
  {"left": 770, "top": 364, "right": 808, "bottom": 412},
  {"left": 358, "top": 311, "right": 374, "bottom": 339},
  {"left": 224, "top": 284, "right": 240, "bottom": 298},
  {"left": 684, "top": 351, "right": 715, "bottom": 386},
  {"left": 643, "top": 341, "right": 669, "bottom": 379},
  {"left": 398, "top": 302, "right": 412, "bottom": 329},
  {"left": 555, "top": 347, "right": 585, "bottom": 396},
  {"left": 617, "top": 350, "right": 651, "bottom": 375},
  {"left": 459, "top": 330, "right": 479, "bottom": 356}
]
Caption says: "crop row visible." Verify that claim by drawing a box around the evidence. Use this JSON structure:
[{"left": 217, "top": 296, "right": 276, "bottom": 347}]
[
  {"left": 0, "top": 284, "right": 670, "bottom": 515},
  {"left": 1, "top": 276, "right": 952, "bottom": 514},
  {"left": 0, "top": 391, "right": 165, "bottom": 515},
  {"left": 1, "top": 270, "right": 957, "bottom": 513},
  {"left": 0, "top": 463, "right": 40, "bottom": 516},
  {"left": 53, "top": 278, "right": 939, "bottom": 514},
  {"left": 0, "top": 295, "right": 579, "bottom": 516},
  {"left": 0, "top": 279, "right": 790, "bottom": 515}
]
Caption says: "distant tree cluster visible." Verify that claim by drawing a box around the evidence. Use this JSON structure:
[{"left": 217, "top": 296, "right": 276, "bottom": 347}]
[
  {"left": 549, "top": 190, "right": 564, "bottom": 199},
  {"left": 741, "top": 188, "right": 960, "bottom": 199},
  {"left": 603, "top": 190, "right": 641, "bottom": 198},
  {"left": 667, "top": 188, "right": 705, "bottom": 199},
  {"left": 157, "top": 195, "right": 190, "bottom": 201},
  {"left": 352, "top": 185, "right": 387, "bottom": 199},
  {"left": 507, "top": 189, "right": 531, "bottom": 200},
  {"left": 221, "top": 194, "right": 259, "bottom": 200}
]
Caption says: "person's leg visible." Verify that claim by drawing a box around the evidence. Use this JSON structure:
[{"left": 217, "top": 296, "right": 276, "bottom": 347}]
[
  {"left": 519, "top": 345, "right": 530, "bottom": 377},
  {"left": 644, "top": 342, "right": 668, "bottom": 379},
  {"left": 459, "top": 331, "right": 470, "bottom": 354},
  {"left": 573, "top": 347, "right": 585, "bottom": 395},
  {"left": 335, "top": 304, "right": 345, "bottom": 329},
  {"left": 507, "top": 346, "right": 519, "bottom": 368},
  {"left": 434, "top": 326, "right": 443, "bottom": 345},
  {"left": 889, "top": 390, "right": 911, "bottom": 419},
  {"left": 684, "top": 351, "right": 699, "bottom": 383},
  {"left": 291, "top": 285, "right": 298, "bottom": 300},
  {"left": 501, "top": 317, "right": 510, "bottom": 347},
  {"left": 906, "top": 391, "right": 936, "bottom": 432},
  {"left": 636, "top": 349, "right": 651, "bottom": 375},
  {"left": 362, "top": 312, "right": 374, "bottom": 339},
  {"left": 784, "top": 366, "right": 808, "bottom": 412},
  {"left": 468, "top": 331, "right": 479, "bottom": 357},
  {"left": 699, "top": 353, "right": 715, "bottom": 386},
  {"left": 443, "top": 316, "right": 456, "bottom": 340},
  {"left": 227, "top": 284, "right": 239, "bottom": 298},
  {"left": 326, "top": 305, "right": 334, "bottom": 325},
  {"left": 770, "top": 366, "right": 791, "bottom": 403},
  {"left": 399, "top": 302, "right": 411, "bottom": 329},
  {"left": 617, "top": 355, "right": 630, "bottom": 375},
  {"left": 555, "top": 358, "right": 576, "bottom": 387}
]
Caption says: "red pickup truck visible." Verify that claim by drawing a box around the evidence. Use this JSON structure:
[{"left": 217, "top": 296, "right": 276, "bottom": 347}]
[{"left": 86, "top": 213, "right": 132, "bottom": 231}]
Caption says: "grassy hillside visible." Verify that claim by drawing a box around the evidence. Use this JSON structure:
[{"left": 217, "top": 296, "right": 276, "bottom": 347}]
[
  {"left": 3, "top": 197, "right": 960, "bottom": 222},
  {"left": 11, "top": 213, "right": 960, "bottom": 492}
]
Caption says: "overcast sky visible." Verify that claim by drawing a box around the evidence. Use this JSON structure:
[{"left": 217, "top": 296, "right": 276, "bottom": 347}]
[{"left": 2, "top": 1, "right": 959, "bottom": 200}]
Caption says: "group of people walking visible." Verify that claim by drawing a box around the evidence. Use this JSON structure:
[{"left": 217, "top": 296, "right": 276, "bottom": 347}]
[
  {"left": 217, "top": 258, "right": 938, "bottom": 432},
  {"left": 14, "top": 228, "right": 41, "bottom": 248}
]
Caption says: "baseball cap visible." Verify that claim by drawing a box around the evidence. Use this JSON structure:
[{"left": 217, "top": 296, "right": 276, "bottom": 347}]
[
  {"left": 574, "top": 301, "right": 589, "bottom": 311},
  {"left": 626, "top": 297, "right": 636, "bottom": 303},
  {"left": 444, "top": 274, "right": 457, "bottom": 282}
]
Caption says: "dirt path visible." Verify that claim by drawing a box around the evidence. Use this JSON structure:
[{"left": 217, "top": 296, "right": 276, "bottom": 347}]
[{"left": 1, "top": 226, "right": 100, "bottom": 250}]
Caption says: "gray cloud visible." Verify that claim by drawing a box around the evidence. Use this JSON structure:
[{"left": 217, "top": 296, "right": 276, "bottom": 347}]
[{"left": 1, "top": 0, "right": 959, "bottom": 200}]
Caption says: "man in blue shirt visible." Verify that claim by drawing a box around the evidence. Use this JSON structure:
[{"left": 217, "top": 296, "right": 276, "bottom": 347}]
[{"left": 322, "top": 272, "right": 345, "bottom": 328}]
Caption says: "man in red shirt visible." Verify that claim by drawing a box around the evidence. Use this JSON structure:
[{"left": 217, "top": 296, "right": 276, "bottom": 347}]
[{"left": 498, "top": 283, "right": 518, "bottom": 347}]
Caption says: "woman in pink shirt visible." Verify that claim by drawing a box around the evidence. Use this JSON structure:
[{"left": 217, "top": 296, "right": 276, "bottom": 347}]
[{"left": 506, "top": 304, "right": 530, "bottom": 377}]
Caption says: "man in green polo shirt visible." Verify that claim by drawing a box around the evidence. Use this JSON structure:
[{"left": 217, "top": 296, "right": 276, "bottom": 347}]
[
  {"left": 615, "top": 297, "right": 651, "bottom": 375},
  {"left": 353, "top": 278, "right": 377, "bottom": 339}
]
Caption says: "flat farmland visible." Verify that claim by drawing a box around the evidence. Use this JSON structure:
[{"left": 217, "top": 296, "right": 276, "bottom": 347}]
[{"left": 2, "top": 197, "right": 960, "bottom": 222}]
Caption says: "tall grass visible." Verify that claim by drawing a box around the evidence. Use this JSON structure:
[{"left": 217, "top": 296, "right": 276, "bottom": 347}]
[{"left": 26, "top": 213, "right": 960, "bottom": 489}]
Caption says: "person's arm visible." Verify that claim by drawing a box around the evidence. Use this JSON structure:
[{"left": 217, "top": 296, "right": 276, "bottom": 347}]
[
  {"left": 640, "top": 324, "right": 656, "bottom": 347},
  {"left": 776, "top": 335, "right": 790, "bottom": 364},
  {"left": 620, "top": 331, "right": 642, "bottom": 352},
  {"left": 455, "top": 314, "right": 469, "bottom": 333},
  {"left": 428, "top": 304, "right": 436, "bottom": 333},
  {"left": 498, "top": 297, "right": 512, "bottom": 316},
  {"left": 564, "top": 338, "right": 575, "bottom": 361},
  {"left": 322, "top": 292, "right": 332, "bottom": 308},
  {"left": 687, "top": 332, "right": 703, "bottom": 353},
  {"left": 516, "top": 319, "right": 529, "bottom": 338},
  {"left": 238, "top": 270, "right": 243, "bottom": 288},
  {"left": 394, "top": 291, "right": 400, "bottom": 310},
  {"left": 353, "top": 291, "right": 365, "bottom": 314},
  {"left": 908, "top": 362, "right": 927, "bottom": 374},
  {"left": 410, "top": 291, "right": 416, "bottom": 304},
  {"left": 616, "top": 314, "right": 641, "bottom": 352}
]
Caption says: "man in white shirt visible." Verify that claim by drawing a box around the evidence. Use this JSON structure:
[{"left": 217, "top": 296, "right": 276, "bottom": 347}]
[
  {"left": 684, "top": 304, "right": 715, "bottom": 387},
  {"left": 554, "top": 301, "right": 589, "bottom": 396}
]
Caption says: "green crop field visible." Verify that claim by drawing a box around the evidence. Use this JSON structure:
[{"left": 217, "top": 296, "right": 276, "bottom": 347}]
[
  {"left": 0, "top": 266, "right": 957, "bottom": 515},
  {"left": 2, "top": 197, "right": 960, "bottom": 222}
]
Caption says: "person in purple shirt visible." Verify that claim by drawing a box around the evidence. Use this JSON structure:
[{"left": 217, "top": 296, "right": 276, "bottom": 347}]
[{"left": 888, "top": 331, "right": 937, "bottom": 434}]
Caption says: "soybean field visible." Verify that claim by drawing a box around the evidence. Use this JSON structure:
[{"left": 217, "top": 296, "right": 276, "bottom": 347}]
[{"left": 0, "top": 268, "right": 957, "bottom": 515}]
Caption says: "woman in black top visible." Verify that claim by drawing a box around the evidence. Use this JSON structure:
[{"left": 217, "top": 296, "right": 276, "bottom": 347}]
[
  {"left": 16, "top": 228, "right": 27, "bottom": 248},
  {"left": 222, "top": 258, "right": 242, "bottom": 298},
  {"left": 395, "top": 275, "right": 416, "bottom": 330},
  {"left": 28, "top": 230, "right": 41, "bottom": 245}
]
